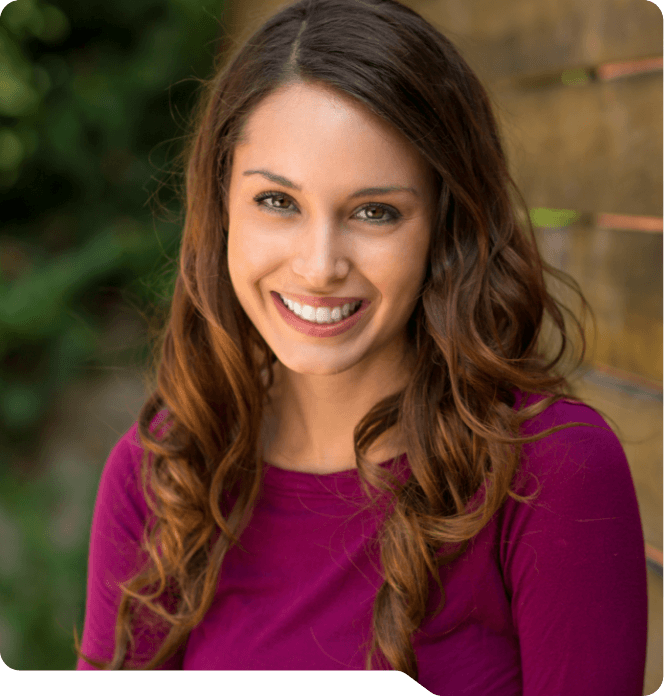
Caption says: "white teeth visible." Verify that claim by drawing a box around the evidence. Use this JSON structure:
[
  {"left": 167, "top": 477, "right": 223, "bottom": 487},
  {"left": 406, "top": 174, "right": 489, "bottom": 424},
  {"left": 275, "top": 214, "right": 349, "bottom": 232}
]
[{"left": 279, "top": 294, "right": 361, "bottom": 324}]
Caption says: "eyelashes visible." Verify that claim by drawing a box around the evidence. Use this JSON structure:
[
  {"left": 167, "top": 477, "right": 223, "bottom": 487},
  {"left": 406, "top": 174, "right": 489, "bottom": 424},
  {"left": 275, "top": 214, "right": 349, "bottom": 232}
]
[{"left": 252, "top": 191, "right": 402, "bottom": 225}]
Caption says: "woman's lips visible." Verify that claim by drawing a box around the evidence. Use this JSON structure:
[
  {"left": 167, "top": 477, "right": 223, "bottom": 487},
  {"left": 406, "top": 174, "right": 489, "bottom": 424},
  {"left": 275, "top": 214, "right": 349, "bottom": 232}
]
[
  {"left": 275, "top": 292, "right": 366, "bottom": 308},
  {"left": 271, "top": 292, "right": 370, "bottom": 338}
]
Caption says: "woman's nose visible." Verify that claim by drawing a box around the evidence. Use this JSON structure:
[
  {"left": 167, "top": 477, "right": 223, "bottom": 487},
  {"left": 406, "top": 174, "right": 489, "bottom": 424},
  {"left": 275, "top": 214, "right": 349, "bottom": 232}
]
[{"left": 291, "top": 222, "right": 351, "bottom": 284}]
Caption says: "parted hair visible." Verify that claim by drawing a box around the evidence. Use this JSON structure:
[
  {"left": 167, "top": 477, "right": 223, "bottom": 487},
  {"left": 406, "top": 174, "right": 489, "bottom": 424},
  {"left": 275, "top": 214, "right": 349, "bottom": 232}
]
[{"left": 74, "top": 0, "right": 592, "bottom": 676}]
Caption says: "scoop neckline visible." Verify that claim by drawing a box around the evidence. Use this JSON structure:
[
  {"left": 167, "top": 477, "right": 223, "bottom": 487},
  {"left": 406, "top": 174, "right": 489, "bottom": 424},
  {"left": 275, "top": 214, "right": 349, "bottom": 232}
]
[
  {"left": 262, "top": 451, "right": 407, "bottom": 476},
  {"left": 260, "top": 451, "right": 410, "bottom": 498}
]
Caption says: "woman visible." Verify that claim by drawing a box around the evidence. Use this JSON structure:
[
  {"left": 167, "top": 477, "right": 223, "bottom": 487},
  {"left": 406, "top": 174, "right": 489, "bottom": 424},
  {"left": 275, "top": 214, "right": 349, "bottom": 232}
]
[{"left": 74, "top": 0, "right": 648, "bottom": 692}]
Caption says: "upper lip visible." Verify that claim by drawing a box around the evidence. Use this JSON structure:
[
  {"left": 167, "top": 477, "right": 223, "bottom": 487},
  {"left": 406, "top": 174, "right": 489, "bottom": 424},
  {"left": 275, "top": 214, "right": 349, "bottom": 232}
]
[{"left": 274, "top": 291, "right": 366, "bottom": 308}]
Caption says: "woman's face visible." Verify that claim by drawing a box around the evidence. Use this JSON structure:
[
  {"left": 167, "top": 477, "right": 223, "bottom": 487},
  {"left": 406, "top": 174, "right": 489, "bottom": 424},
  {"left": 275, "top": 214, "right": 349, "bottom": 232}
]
[{"left": 227, "top": 80, "right": 436, "bottom": 379}]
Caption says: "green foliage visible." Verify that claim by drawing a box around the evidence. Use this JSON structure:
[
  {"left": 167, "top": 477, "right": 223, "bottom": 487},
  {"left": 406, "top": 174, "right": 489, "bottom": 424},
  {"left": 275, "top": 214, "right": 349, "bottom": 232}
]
[{"left": 0, "top": 0, "right": 228, "bottom": 669}]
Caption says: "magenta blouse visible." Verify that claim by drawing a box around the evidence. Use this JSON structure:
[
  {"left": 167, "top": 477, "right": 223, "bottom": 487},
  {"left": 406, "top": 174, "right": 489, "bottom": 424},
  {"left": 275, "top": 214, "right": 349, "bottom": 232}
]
[{"left": 76, "top": 392, "right": 648, "bottom": 695}]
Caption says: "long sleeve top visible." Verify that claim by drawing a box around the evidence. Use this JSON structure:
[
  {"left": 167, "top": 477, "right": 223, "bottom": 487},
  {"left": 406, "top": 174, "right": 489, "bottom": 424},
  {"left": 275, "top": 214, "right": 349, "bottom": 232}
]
[{"left": 76, "top": 392, "right": 648, "bottom": 695}]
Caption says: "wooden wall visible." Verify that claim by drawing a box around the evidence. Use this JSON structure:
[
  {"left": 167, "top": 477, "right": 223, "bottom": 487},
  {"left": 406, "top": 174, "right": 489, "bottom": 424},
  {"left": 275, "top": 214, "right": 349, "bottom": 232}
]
[{"left": 224, "top": 1, "right": 663, "bottom": 691}]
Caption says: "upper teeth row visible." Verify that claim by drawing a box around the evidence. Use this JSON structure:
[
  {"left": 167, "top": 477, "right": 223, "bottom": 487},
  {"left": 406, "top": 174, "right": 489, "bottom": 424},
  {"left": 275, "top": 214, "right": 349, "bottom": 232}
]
[{"left": 279, "top": 294, "right": 361, "bottom": 324}]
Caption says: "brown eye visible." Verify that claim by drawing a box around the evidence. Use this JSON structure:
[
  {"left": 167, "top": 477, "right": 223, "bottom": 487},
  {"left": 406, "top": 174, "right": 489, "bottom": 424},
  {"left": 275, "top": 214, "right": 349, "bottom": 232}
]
[
  {"left": 254, "top": 192, "right": 295, "bottom": 212},
  {"left": 364, "top": 206, "right": 385, "bottom": 220},
  {"left": 253, "top": 191, "right": 401, "bottom": 225}
]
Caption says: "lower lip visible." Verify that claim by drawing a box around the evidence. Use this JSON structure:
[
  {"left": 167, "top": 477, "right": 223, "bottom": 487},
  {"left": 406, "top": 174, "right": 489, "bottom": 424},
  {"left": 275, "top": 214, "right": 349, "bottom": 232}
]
[{"left": 271, "top": 292, "right": 370, "bottom": 338}]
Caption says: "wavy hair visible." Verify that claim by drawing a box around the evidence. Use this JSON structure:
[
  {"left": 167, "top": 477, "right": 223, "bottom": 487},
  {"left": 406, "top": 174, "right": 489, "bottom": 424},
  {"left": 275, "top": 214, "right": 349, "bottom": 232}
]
[{"left": 75, "top": 0, "right": 593, "bottom": 676}]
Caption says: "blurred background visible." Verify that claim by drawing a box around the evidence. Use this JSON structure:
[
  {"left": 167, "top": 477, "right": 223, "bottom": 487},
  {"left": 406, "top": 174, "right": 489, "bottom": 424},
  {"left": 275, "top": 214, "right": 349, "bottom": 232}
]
[{"left": 0, "top": 0, "right": 660, "bottom": 690}]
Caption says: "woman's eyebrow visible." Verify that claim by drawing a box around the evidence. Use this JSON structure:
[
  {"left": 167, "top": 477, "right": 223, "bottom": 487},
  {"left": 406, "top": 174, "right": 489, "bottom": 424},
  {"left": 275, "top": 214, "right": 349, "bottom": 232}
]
[{"left": 243, "top": 168, "right": 420, "bottom": 199}]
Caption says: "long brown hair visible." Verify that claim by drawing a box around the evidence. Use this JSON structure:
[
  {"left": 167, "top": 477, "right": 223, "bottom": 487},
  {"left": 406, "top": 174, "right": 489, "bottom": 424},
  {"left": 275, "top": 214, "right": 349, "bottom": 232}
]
[{"left": 75, "top": 0, "right": 593, "bottom": 676}]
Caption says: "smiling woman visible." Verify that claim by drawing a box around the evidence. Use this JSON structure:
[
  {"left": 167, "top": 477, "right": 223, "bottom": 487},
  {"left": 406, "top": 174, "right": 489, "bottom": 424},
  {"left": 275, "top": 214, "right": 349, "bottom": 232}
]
[
  {"left": 226, "top": 80, "right": 435, "bottom": 471},
  {"left": 73, "top": 0, "right": 648, "bottom": 692}
]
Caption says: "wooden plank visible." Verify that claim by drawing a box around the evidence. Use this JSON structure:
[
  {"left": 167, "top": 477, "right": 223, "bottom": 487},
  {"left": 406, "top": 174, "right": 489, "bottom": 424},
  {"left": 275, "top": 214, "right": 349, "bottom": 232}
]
[
  {"left": 497, "top": 77, "right": 662, "bottom": 217},
  {"left": 535, "top": 224, "right": 663, "bottom": 381},
  {"left": 530, "top": 209, "right": 663, "bottom": 234},
  {"left": 408, "top": 0, "right": 663, "bottom": 86},
  {"left": 646, "top": 543, "right": 663, "bottom": 571}
]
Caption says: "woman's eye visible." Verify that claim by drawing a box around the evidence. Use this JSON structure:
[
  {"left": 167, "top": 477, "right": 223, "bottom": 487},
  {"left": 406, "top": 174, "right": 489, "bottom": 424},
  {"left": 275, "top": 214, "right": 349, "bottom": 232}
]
[
  {"left": 254, "top": 192, "right": 295, "bottom": 213},
  {"left": 252, "top": 192, "right": 401, "bottom": 225}
]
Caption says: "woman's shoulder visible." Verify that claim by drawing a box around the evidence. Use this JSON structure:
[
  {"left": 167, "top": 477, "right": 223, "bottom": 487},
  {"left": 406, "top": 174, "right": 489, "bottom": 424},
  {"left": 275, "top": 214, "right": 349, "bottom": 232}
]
[
  {"left": 97, "top": 409, "right": 172, "bottom": 504},
  {"left": 514, "top": 389, "right": 615, "bottom": 438},
  {"left": 508, "top": 390, "right": 630, "bottom": 499}
]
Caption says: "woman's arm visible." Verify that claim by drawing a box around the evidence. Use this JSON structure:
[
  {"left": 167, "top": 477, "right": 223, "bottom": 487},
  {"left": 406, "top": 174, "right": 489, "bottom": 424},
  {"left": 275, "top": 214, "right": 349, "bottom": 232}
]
[
  {"left": 76, "top": 423, "right": 184, "bottom": 670},
  {"left": 501, "top": 402, "right": 648, "bottom": 695}
]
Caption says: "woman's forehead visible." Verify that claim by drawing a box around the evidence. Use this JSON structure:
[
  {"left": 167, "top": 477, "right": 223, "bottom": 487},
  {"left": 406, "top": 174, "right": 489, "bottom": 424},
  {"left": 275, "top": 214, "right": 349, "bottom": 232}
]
[{"left": 233, "top": 82, "right": 435, "bottom": 196}]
